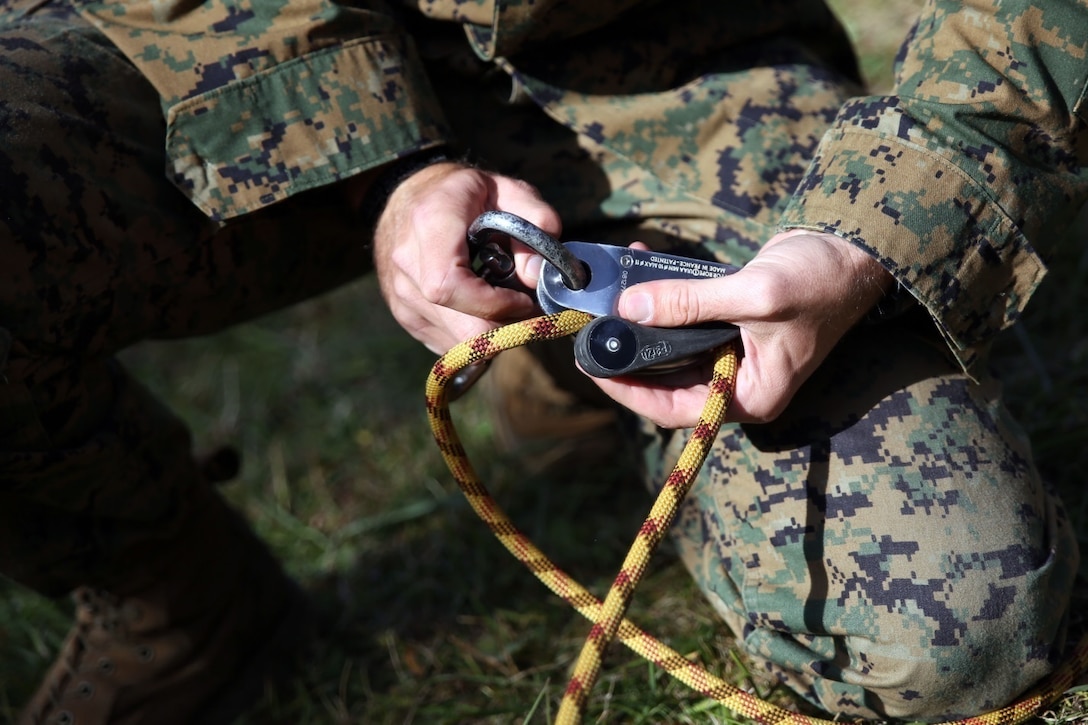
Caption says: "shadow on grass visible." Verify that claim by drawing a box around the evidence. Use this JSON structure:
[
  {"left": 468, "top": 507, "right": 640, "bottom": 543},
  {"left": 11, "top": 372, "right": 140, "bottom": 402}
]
[{"left": 247, "top": 433, "right": 729, "bottom": 724}]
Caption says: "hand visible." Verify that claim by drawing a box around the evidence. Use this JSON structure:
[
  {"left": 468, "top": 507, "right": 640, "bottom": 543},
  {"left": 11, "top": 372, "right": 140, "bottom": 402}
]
[
  {"left": 371, "top": 161, "right": 560, "bottom": 354},
  {"left": 590, "top": 231, "right": 894, "bottom": 427}
]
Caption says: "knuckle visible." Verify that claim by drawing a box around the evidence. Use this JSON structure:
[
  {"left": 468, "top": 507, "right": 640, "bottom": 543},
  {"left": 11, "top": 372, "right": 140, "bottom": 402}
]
[
  {"left": 664, "top": 285, "right": 701, "bottom": 325},
  {"left": 420, "top": 283, "right": 451, "bottom": 308},
  {"left": 743, "top": 275, "right": 790, "bottom": 319},
  {"left": 421, "top": 268, "right": 457, "bottom": 308},
  {"left": 387, "top": 244, "right": 412, "bottom": 272},
  {"left": 758, "top": 398, "right": 789, "bottom": 423},
  {"left": 406, "top": 196, "right": 446, "bottom": 232},
  {"left": 388, "top": 275, "right": 415, "bottom": 306}
]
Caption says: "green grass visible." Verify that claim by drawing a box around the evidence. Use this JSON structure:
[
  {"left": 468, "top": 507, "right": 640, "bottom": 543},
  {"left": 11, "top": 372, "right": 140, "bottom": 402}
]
[{"left": 3, "top": 1, "right": 1088, "bottom": 723}]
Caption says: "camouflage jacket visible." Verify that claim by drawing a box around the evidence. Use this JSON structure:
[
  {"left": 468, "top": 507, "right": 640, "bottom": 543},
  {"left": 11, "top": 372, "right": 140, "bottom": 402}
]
[{"left": 73, "top": 0, "right": 1088, "bottom": 373}]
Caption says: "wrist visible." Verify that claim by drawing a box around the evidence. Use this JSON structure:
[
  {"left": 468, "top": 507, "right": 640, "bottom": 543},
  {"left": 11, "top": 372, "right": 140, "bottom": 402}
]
[
  {"left": 865, "top": 279, "right": 918, "bottom": 323},
  {"left": 771, "top": 227, "right": 897, "bottom": 321},
  {"left": 810, "top": 232, "right": 915, "bottom": 324}
]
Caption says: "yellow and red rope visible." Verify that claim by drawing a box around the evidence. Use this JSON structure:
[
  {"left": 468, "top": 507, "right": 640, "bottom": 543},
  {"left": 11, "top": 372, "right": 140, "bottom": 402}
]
[{"left": 424, "top": 310, "right": 1088, "bottom": 725}]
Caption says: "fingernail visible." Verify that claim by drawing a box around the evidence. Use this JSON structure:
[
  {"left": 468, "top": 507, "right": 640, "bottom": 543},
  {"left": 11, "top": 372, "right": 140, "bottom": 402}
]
[
  {"left": 524, "top": 254, "right": 542, "bottom": 283},
  {"left": 622, "top": 292, "right": 653, "bottom": 323}
]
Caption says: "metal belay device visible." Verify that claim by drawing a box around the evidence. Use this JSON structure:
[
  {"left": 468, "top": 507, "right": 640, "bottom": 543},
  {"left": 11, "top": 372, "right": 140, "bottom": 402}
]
[{"left": 467, "top": 210, "right": 741, "bottom": 378}]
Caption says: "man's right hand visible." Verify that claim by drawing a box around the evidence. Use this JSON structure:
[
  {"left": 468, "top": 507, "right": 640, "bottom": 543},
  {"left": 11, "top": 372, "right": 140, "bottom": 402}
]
[{"left": 591, "top": 231, "right": 894, "bottom": 428}]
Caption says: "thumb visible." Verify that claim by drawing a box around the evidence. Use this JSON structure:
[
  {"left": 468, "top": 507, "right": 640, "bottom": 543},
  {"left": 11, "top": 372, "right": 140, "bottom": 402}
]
[{"left": 617, "top": 278, "right": 728, "bottom": 327}]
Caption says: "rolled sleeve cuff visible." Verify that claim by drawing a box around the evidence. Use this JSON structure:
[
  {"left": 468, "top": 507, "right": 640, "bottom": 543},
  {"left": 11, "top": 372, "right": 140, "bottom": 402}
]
[
  {"left": 165, "top": 34, "right": 453, "bottom": 220},
  {"left": 780, "top": 125, "right": 1046, "bottom": 373}
]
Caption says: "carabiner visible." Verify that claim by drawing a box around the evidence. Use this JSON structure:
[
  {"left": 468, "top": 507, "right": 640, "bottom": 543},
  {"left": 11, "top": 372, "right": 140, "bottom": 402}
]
[
  {"left": 467, "top": 211, "right": 588, "bottom": 292},
  {"left": 451, "top": 211, "right": 588, "bottom": 401}
]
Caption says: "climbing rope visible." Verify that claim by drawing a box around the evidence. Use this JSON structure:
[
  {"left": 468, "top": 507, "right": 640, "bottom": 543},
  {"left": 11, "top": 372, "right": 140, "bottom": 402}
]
[{"left": 425, "top": 310, "right": 1088, "bottom": 725}]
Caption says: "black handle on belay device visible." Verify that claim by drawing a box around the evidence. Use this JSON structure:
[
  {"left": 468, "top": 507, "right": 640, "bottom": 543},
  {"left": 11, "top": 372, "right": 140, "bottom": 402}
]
[{"left": 574, "top": 316, "right": 740, "bottom": 378}]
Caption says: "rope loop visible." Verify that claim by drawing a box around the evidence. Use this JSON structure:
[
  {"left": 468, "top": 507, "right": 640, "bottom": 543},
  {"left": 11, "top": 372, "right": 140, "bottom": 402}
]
[{"left": 425, "top": 312, "right": 1088, "bottom": 725}]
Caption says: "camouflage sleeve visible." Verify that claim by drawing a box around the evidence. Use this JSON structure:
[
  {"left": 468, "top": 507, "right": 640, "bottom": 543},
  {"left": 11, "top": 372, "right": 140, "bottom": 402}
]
[
  {"left": 779, "top": 0, "right": 1088, "bottom": 372},
  {"left": 74, "top": 0, "right": 453, "bottom": 220}
]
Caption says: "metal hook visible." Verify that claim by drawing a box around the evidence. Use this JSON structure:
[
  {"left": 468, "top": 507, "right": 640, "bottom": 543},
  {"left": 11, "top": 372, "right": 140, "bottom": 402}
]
[
  {"left": 467, "top": 211, "right": 588, "bottom": 291},
  {"left": 451, "top": 212, "right": 589, "bottom": 402}
]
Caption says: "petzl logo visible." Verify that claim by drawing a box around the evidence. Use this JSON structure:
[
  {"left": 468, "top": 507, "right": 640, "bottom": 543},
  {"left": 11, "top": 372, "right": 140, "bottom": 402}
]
[{"left": 639, "top": 341, "right": 671, "bottom": 362}]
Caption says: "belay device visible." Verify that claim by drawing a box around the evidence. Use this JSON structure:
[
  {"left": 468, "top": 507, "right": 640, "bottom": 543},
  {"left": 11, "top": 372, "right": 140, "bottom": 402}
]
[{"left": 467, "top": 210, "right": 741, "bottom": 378}]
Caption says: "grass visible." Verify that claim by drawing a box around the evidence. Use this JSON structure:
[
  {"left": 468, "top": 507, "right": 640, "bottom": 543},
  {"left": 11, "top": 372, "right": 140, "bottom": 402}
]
[{"left": 2, "top": 1, "right": 1087, "bottom": 723}]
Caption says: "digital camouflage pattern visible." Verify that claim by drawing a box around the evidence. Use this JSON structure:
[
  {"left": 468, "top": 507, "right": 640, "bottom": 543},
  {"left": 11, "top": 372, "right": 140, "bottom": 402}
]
[
  {"left": 72, "top": 0, "right": 1088, "bottom": 368},
  {"left": 73, "top": 0, "right": 453, "bottom": 220},
  {"left": 780, "top": 0, "right": 1088, "bottom": 373},
  {"left": 644, "top": 316, "right": 1079, "bottom": 719},
  {"left": 1, "top": 0, "right": 1084, "bottom": 720},
  {"left": 0, "top": 0, "right": 375, "bottom": 592}
]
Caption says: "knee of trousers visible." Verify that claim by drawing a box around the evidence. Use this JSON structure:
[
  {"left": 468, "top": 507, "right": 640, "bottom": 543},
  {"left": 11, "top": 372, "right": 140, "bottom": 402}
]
[
  {"left": 652, "top": 353, "right": 1082, "bottom": 720},
  {"left": 642, "top": 313, "right": 1084, "bottom": 720},
  {"left": 666, "top": 448, "right": 1081, "bottom": 722},
  {"left": 666, "top": 471, "right": 1080, "bottom": 721},
  {"left": 741, "top": 554, "right": 1077, "bottom": 722}
]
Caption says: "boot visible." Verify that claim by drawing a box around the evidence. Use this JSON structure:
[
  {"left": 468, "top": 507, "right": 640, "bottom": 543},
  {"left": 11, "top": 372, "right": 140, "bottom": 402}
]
[{"left": 17, "top": 482, "right": 315, "bottom": 725}]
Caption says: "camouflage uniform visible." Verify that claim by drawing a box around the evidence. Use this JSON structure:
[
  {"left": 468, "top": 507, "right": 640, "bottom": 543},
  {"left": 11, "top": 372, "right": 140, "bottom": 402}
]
[{"left": 1, "top": 0, "right": 1084, "bottom": 721}]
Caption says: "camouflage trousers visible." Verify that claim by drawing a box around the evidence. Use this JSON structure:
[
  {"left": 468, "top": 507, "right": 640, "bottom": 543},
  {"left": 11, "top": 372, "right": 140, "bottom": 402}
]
[{"left": 0, "top": 2, "right": 1079, "bottom": 721}]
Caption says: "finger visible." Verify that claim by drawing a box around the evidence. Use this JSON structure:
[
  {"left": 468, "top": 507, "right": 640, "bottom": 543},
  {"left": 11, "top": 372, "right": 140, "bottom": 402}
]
[
  {"left": 490, "top": 190, "right": 561, "bottom": 289},
  {"left": 431, "top": 311, "right": 499, "bottom": 354},
  {"left": 591, "top": 374, "right": 711, "bottom": 429},
  {"left": 515, "top": 251, "right": 544, "bottom": 289},
  {"left": 421, "top": 264, "right": 538, "bottom": 321},
  {"left": 722, "top": 331, "right": 807, "bottom": 423},
  {"left": 490, "top": 177, "right": 562, "bottom": 238},
  {"left": 413, "top": 301, "right": 507, "bottom": 355},
  {"left": 618, "top": 262, "right": 787, "bottom": 328},
  {"left": 408, "top": 208, "right": 536, "bottom": 319},
  {"left": 616, "top": 276, "right": 732, "bottom": 327}
]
